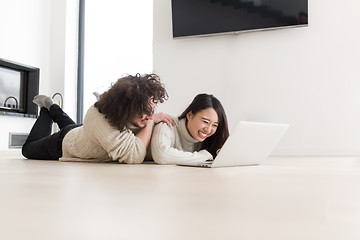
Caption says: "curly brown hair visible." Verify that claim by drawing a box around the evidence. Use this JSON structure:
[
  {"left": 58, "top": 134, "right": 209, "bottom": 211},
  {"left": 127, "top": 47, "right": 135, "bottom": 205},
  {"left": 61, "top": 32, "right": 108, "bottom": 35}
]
[{"left": 94, "top": 73, "right": 168, "bottom": 130}]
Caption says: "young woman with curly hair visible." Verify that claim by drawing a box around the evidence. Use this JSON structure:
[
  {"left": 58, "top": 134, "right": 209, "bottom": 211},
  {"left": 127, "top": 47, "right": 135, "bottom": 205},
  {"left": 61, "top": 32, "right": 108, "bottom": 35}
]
[{"left": 22, "top": 73, "right": 172, "bottom": 163}]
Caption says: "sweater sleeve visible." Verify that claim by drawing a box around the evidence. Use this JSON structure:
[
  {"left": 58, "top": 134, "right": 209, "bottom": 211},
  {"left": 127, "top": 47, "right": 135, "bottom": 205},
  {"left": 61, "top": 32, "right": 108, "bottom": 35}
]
[
  {"left": 85, "top": 107, "right": 147, "bottom": 164},
  {"left": 151, "top": 122, "right": 213, "bottom": 165}
]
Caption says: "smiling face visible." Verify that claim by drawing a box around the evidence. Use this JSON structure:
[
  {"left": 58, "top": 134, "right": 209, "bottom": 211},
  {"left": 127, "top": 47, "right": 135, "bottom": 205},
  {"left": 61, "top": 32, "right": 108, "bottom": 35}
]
[{"left": 186, "top": 107, "right": 219, "bottom": 142}]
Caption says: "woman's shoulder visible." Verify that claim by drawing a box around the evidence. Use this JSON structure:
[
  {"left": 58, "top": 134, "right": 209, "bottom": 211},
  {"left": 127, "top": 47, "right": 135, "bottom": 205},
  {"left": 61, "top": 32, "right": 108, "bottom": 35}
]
[
  {"left": 153, "top": 115, "right": 178, "bottom": 135},
  {"left": 86, "top": 105, "right": 110, "bottom": 119},
  {"left": 171, "top": 116, "right": 180, "bottom": 126},
  {"left": 155, "top": 116, "right": 181, "bottom": 129},
  {"left": 83, "top": 105, "right": 109, "bottom": 127},
  {"left": 85, "top": 105, "right": 99, "bottom": 116}
]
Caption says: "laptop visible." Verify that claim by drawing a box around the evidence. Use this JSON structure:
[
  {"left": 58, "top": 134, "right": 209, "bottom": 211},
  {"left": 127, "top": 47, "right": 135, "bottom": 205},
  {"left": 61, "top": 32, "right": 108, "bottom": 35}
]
[{"left": 177, "top": 121, "right": 289, "bottom": 168}]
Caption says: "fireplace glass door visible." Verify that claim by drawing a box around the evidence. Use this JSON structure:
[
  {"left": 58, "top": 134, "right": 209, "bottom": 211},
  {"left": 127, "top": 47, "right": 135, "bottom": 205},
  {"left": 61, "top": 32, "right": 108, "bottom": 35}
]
[{"left": 0, "top": 66, "right": 25, "bottom": 111}]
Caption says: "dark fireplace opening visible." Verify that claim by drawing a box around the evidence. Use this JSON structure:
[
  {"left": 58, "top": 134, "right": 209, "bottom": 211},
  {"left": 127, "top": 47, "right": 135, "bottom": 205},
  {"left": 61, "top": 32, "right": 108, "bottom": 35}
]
[{"left": 0, "top": 58, "right": 39, "bottom": 118}]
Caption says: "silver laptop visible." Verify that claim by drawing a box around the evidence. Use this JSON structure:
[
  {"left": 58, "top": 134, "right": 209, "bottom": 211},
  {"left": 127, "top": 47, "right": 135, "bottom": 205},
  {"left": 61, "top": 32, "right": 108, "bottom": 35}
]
[{"left": 177, "top": 121, "right": 289, "bottom": 168}]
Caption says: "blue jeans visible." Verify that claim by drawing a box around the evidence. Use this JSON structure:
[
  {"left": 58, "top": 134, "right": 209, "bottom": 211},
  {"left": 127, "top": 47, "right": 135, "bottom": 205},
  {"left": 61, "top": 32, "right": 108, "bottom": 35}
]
[{"left": 22, "top": 105, "right": 81, "bottom": 160}]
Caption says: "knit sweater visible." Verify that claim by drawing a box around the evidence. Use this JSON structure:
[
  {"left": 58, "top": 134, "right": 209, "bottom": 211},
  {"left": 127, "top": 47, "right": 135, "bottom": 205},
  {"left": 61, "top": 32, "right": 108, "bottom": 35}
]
[
  {"left": 151, "top": 117, "right": 213, "bottom": 165},
  {"left": 59, "top": 105, "right": 146, "bottom": 163}
]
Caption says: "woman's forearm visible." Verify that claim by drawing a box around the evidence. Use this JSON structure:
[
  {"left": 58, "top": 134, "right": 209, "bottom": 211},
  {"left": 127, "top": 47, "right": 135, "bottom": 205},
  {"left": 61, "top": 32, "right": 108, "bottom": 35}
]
[{"left": 135, "top": 120, "right": 154, "bottom": 148}]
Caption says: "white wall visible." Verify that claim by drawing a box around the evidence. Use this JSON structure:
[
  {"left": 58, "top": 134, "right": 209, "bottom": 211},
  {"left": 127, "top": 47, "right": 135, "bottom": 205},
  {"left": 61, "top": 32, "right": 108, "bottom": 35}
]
[
  {"left": 0, "top": 0, "right": 78, "bottom": 150},
  {"left": 83, "top": 0, "right": 153, "bottom": 114},
  {"left": 153, "top": 0, "right": 360, "bottom": 155}
]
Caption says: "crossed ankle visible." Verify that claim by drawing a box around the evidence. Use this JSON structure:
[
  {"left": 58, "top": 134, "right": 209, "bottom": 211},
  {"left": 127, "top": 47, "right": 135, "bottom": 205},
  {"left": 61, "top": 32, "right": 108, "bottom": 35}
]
[{"left": 33, "top": 95, "right": 55, "bottom": 111}]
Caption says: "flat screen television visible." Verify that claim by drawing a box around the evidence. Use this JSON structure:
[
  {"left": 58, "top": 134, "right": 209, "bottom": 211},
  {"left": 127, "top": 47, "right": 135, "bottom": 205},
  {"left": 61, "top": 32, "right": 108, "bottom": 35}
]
[{"left": 171, "top": 0, "right": 308, "bottom": 38}]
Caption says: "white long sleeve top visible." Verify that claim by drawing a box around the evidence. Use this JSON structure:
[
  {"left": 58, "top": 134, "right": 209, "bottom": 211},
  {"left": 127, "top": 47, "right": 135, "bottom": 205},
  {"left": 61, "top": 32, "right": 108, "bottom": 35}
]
[
  {"left": 151, "top": 117, "right": 213, "bottom": 165},
  {"left": 60, "top": 105, "right": 146, "bottom": 163}
]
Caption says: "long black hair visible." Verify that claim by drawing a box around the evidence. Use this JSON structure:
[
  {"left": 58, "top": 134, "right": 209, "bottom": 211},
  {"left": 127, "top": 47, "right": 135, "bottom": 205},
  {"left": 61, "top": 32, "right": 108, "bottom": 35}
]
[{"left": 178, "top": 93, "right": 229, "bottom": 157}]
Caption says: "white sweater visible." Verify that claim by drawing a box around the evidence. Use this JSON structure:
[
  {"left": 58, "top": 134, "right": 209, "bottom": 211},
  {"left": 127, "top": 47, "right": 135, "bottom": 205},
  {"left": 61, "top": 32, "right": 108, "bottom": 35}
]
[
  {"left": 151, "top": 117, "right": 213, "bottom": 165},
  {"left": 60, "top": 105, "right": 146, "bottom": 163}
]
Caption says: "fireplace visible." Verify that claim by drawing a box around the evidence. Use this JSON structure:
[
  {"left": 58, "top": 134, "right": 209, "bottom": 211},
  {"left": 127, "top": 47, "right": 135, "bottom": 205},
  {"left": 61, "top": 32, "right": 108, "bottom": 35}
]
[{"left": 0, "top": 58, "right": 39, "bottom": 118}]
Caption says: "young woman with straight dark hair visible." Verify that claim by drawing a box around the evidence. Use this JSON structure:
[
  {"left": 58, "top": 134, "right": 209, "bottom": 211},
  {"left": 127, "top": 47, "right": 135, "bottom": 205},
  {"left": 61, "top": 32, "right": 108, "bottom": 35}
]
[{"left": 151, "top": 93, "right": 229, "bottom": 165}]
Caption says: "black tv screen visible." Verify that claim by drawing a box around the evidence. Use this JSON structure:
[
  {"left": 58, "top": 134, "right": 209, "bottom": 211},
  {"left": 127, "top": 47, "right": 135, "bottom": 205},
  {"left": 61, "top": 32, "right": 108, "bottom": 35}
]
[{"left": 171, "top": 0, "right": 308, "bottom": 38}]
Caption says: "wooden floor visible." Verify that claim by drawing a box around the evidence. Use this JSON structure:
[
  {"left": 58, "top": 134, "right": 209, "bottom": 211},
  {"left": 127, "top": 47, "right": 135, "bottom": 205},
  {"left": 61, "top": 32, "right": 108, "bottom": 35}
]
[{"left": 1, "top": 149, "right": 360, "bottom": 240}]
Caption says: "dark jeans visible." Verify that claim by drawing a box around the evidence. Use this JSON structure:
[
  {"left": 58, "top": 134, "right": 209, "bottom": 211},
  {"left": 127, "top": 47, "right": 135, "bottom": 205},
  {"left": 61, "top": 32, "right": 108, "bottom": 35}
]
[{"left": 22, "top": 104, "right": 81, "bottom": 160}]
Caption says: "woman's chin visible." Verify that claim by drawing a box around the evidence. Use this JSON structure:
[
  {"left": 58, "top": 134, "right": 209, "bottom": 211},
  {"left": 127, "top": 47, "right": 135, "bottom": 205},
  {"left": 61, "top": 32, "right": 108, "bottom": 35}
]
[
  {"left": 133, "top": 120, "right": 146, "bottom": 128},
  {"left": 139, "top": 120, "right": 149, "bottom": 127},
  {"left": 195, "top": 136, "right": 207, "bottom": 142}
]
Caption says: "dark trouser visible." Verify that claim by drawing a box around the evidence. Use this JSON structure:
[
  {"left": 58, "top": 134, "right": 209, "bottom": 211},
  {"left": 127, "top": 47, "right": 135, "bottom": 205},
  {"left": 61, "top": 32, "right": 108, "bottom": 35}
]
[{"left": 22, "top": 104, "right": 81, "bottom": 160}]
